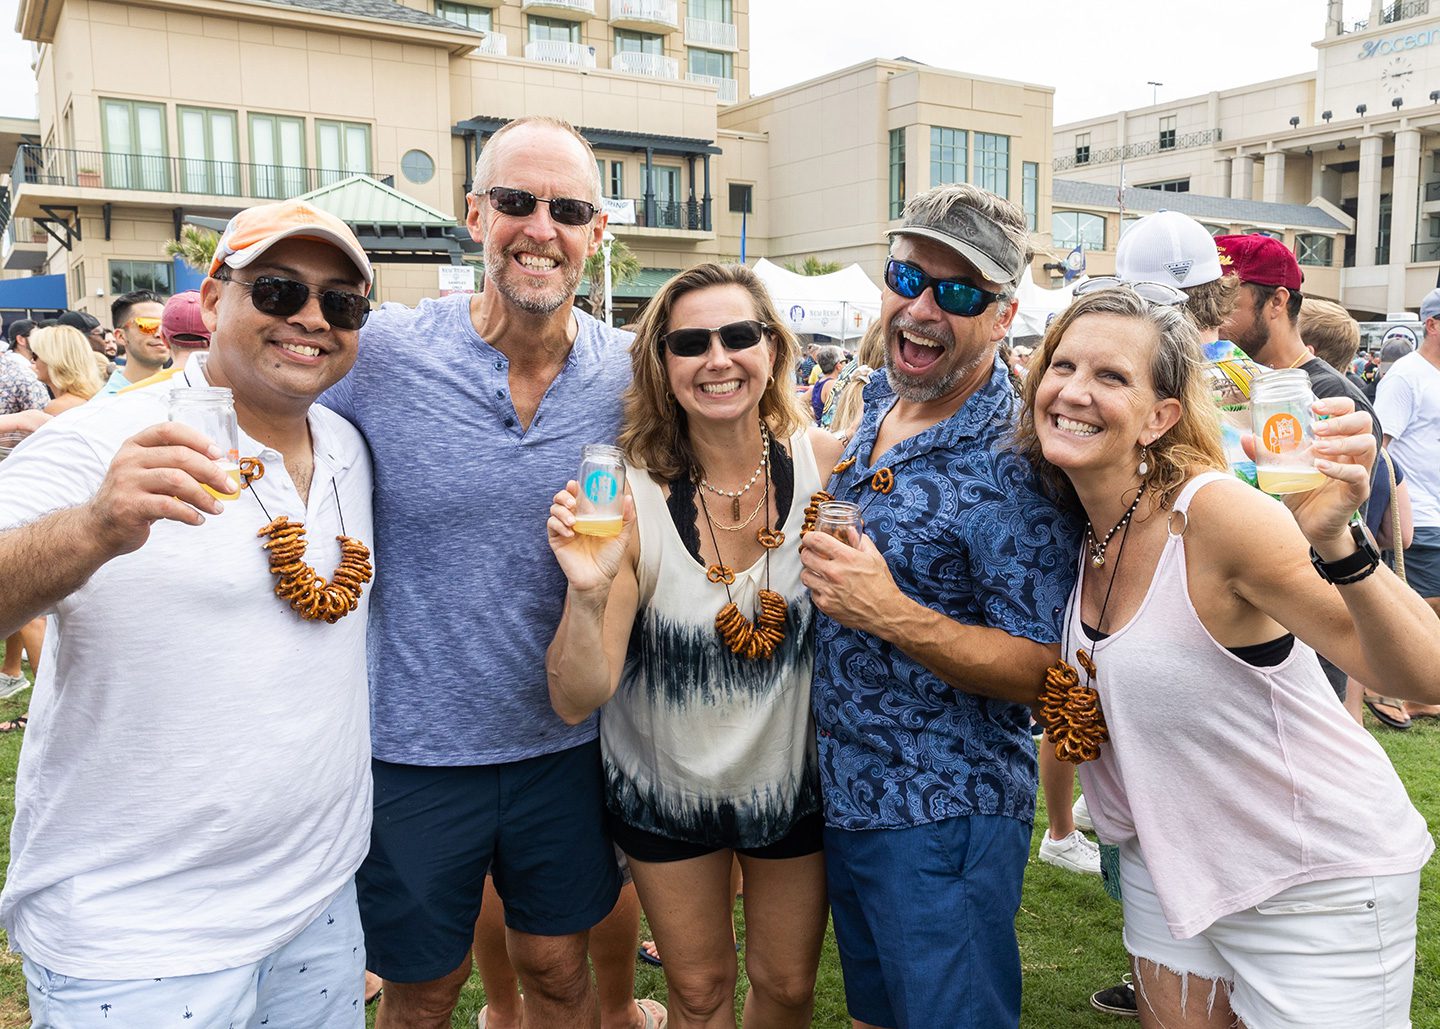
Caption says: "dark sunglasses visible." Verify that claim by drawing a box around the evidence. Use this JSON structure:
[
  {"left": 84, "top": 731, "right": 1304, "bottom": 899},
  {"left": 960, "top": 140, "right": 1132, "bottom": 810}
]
[
  {"left": 885, "top": 258, "right": 1004, "bottom": 317},
  {"left": 483, "top": 186, "right": 597, "bottom": 227},
  {"left": 661, "top": 319, "right": 769, "bottom": 358},
  {"left": 216, "top": 272, "right": 370, "bottom": 330}
]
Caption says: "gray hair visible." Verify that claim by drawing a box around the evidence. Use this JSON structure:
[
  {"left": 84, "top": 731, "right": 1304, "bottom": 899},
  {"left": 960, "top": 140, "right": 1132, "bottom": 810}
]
[
  {"left": 473, "top": 115, "right": 603, "bottom": 207},
  {"left": 816, "top": 345, "right": 844, "bottom": 373}
]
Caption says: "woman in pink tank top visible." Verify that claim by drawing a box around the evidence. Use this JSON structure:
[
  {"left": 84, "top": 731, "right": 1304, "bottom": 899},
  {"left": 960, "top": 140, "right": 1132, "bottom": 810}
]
[{"left": 1012, "top": 285, "right": 1440, "bottom": 1029}]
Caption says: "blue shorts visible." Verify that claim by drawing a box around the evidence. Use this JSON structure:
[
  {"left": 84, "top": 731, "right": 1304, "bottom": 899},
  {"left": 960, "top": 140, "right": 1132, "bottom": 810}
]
[
  {"left": 24, "top": 880, "right": 363, "bottom": 1029},
  {"left": 1401, "top": 529, "right": 1440, "bottom": 599},
  {"left": 824, "top": 815, "right": 1031, "bottom": 1029},
  {"left": 358, "top": 741, "right": 621, "bottom": 982}
]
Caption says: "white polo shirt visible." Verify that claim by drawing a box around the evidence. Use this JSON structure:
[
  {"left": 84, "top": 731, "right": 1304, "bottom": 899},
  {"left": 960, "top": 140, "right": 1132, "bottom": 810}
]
[
  {"left": 0, "top": 361, "right": 374, "bottom": 979},
  {"left": 1374, "top": 350, "right": 1440, "bottom": 529}
]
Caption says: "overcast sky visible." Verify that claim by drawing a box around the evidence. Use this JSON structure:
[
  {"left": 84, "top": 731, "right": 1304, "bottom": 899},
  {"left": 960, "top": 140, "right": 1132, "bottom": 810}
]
[{"left": 0, "top": 0, "right": 1364, "bottom": 123}]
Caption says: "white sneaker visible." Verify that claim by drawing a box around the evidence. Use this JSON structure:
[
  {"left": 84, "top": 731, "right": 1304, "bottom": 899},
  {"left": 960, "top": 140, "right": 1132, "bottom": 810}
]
[
  {"left": 1039, "top": 829, "right": 1101, "bottom": 875},
  {"left": 0, "top": 673, "right": 30, "bottom": 700},
  {"left": 1072, "top": 793, "right": 1094, "bottom": 833}
]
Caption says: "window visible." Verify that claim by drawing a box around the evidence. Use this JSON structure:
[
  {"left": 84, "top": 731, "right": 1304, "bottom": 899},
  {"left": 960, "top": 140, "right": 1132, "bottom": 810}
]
[
  {"left": 930, "top": 127, "right": 967, "bottom": 187},
  {"left": 177, "top": 106, "right": 239, "bottom": 195},
  {"left": 1296, "top": 234, "right": 1333, "bottom": 267},
  {"left": 888, "top": 128, "right": 906, "bottom": 220},
  {"left": 1137, "top": 177, "right": 1190, "bottom": 193},
  {"left": 690, "top": 0, "right": 732, "bottom": 20},
  {"left": 1052, "top": 211, "right": 1105, "bottom": 250},
  {"left": 402, "top": 149, "right": 435, "bottom": 185},
  {"left": 249, "top": 113, "right": 306, "bottom": 199},
  {"left": 687, "top": 47, "right": 733, "bottom": 78},
  {"left": 1022, "top": 161, "right": 1039, "bottom": 232},
  {"left": 436, "top": 0, "right": 491, "bottom": 31},
  {"left": 1244, "top": 228, "right": 1283, "bottom": 239},
  {"left": 110, "top": 259, "right": 173, "bottom": 295},
  {"left": 315, "top": 120, "right": 371, "bottom": 186},
  {"left": 1159, "top": 115, "right": 1177, "bottom": 151},
  {"left": 72, "top": 260, "right": 86, "bottom": 303},
  {"left": 615, "top": 29, "right": 663, "bottom": 54},
  {"left": 1203, "top": 223, "right": 1227, "bottom": 237},
  {"left": 974, "top": 132, "right": 1009, "bottom": 198},
  {"left": 728, "top": 182, "right": 752, "bottom": 213},
  {"left": 529, "top": 16, "right": 580, "bottom": 43},
  {"left": 1075, "top": 132, "right": 1090, "bottom": 166},
  {"left": 100, "top": 98, "right": 169, "bottom": 190},
  {"left": 597, "top": 159, "right": 624, "bottom": 197},
  {"left": 643, "top": 165, "right": 682, "bottom": 227}
]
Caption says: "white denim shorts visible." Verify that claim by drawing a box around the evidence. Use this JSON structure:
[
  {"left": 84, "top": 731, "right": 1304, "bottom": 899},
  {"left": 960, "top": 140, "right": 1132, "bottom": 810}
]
[
  {"left": 23, "top": 880, "right": 365, "bottom": 1029},
  {"left": 1118, "top": 841, "right": 1420, "bottom": 1029}
]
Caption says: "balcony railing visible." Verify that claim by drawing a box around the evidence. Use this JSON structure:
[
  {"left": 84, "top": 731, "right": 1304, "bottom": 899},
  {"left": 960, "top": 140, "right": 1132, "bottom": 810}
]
[
  {"left": 1382, "top": 0, "right": 1428, "bottom": 23},
  {"left": 612, "top": 51, "right": 678, "bottom": 79},
  {"left": 1413, "top": 240, "right": 1440, "bottom": 262},
  {"left": 610, "top": 0, "right": 678, "bottom": 29},
  {"left": 6, "top": 216, "right": 45, "bottom": 245},
  {"left": 11, "top": 144, "right": 392, "bottom": 202},
  {"left": 524, "top": 40, "right": 596, "bottom": 68},
  {"left": 477, "top": 32, "right": 508, "bottom": 56},
  {"left": 685, "top": 16, "right": 737, "bottom": 49},
  {"left": 1052, "top": 128, "right": 1223, "bottom": 171},
  {"left": 1377, "top": 243, "right": 1392, "bottom": 264},
  {"left": 686, "top": 72, "right": 738, "bottom": 104},
  {"left": 519, "top": 0, "right": 594, "bottom": 15}
]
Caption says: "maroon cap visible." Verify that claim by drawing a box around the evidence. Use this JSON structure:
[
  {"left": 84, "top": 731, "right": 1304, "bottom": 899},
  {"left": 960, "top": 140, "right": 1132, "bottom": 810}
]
[
  {"left": 1214, "top": 234, "right": 1303, "bottom": 291},
  {"left": 161, "top": 291, "right": 211, "bottom": 349}
]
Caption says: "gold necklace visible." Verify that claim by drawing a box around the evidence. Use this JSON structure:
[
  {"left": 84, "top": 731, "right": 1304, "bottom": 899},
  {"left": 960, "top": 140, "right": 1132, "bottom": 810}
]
[
  {"left": 704, "top": 478, "right": 769, "bottom": 532},
  {"left": 699, "top": 425, "right": 771, "bottom": 520}
]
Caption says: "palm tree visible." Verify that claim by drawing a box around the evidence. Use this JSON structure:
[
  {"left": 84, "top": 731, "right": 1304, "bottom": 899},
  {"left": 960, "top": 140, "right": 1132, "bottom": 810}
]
[
  {"left": 783, "top": 255, "right": 843, "bottom": 276},
  {"left": 165, "top": 225, "right": 220, "bottom": 273},
  {"left": 582, "top": 238, "right": 642, "bottom": 319}
]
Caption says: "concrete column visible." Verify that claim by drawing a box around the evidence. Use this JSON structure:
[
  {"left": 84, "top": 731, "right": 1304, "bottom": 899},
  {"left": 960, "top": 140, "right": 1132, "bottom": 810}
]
[
  {"left": 1387, "top": 127, "right": 1422, "bottom": 310},
  {"left": 1263, "top": 151, "right": 1287, "bottom": 203},
  {"left": 1356, "top": 134, "right": 1384, "bottom": 267},
  {"left": 1231, "top": 155, "right": 1255, "bottom": 200},
  {"left": 1214, "top": 157, "right": 1233, "bottom": 198},
  {"left": 1369, "top": 0, "right": 1384, "bottom": 24}
]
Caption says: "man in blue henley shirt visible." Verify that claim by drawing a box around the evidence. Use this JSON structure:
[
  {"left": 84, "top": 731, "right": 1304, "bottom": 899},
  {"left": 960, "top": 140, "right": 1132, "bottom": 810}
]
[{"left": 322, "top": 116, "right": 634, "bottom": 1029}]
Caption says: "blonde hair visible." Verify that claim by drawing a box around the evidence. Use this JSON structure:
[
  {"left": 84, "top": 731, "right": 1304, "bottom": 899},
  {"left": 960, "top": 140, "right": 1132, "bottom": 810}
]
[
  {"left": 1298, "top": 297, "right": 1361, "bottom": 372},
  {"left": 1014, "top": 288, "right": 1226, "bottom": 510},
  {"left": 857, "top": 318, "right": 886, "bottom": 368},
  {"left": 1182, "top": 274, "right": 1241, "bottom": 333},
  {"left": 618, "top": 263, "right": 806, "bottom": 481},
  {"left": 828, "top": 366, "right": 874, "bottom": 442},
  {"left": 30, "top": 325, "right": 104, "bottom": 400}
]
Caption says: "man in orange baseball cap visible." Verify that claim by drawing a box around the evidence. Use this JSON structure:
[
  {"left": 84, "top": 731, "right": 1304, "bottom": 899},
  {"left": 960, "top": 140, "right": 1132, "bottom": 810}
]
[{"left": 0, "top": 198, "right": 377, "bottom": 1026}]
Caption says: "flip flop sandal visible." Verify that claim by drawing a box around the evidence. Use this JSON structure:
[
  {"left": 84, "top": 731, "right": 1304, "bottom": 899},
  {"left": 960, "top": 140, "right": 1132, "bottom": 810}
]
[
  {"left": 0, "top": 715, "right": 27, "bottom": 734},
  {"left": 1364, "top": 695, "right": 1412, "bottom": 730},
  {"left": 637, "top": 943, "right": 662, "bottom": 967},
  {"left": 476, "top": 1004, "right": 489, "bottom": 1029},
  {"left": 636, "top": 998, "right": 668, "bottom": 1029}
]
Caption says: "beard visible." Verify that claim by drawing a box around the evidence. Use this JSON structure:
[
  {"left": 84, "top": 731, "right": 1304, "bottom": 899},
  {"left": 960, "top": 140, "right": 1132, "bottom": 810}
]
[
  {"left": 485, "top": 241, "right": 582, "bottom": 316},
  {"left": 1226, "top": 308, "right": 1270, "bottom": 361},
  {"left": 883, "top": 316, "right": 989, "bottom": 403}
]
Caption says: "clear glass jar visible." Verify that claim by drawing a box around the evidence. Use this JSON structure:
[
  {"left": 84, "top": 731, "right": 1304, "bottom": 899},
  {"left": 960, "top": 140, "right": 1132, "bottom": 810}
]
[
  {"left": 169, "top": 387, "right": 242, "bottom": 500},
  {"left": 575, "top": 443, "right": 627, "bottom": 537},
  {"left": 1249, "top": 368, "right": 1322, "bottom": 495},
  {"left": 813, "top": 500, "right": 864, "bottom": 546}
]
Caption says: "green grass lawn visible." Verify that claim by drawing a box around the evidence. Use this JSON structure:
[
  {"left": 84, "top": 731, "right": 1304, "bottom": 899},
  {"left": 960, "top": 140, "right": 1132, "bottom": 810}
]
[{"left": 0, "top": 672, "right": 1432, "bottom": 1028}]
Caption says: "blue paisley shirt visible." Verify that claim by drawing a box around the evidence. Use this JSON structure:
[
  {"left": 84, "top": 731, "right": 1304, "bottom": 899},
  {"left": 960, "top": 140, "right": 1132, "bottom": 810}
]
[{"left": 812, "top": 358, "right": 1081, "bottom": 830}]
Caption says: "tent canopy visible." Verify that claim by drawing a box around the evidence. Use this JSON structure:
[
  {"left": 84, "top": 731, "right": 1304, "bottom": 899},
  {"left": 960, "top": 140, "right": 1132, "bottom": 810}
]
[
  {"left": 1012, "top": 266, "right": 1081, "bottom": 340},
  {"left": 752, "top": 258, "right": 880, "bottom": 341}
]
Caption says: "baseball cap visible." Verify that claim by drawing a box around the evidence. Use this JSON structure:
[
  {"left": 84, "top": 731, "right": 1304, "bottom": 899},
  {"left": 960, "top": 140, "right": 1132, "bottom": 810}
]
[
  {"left": 886, "top": 185, "right": 1026, "bottom": 285},
  {"left": 1214, "top": 235, "right": 1303, "bottom": 291},
  {"left": 161, "top": 290, "right": 210, "bottom": 349},
  {"left": 1419, "top": 287, "right": 1440, "bottom": 323},
  {"left": 209, "top": 200, "right": 372, "bottom": 289},
  {"left": 1115, "top": 212, "right": 1222, "bottom": 289},
  {"left": 57, "top": 310, "right": 103, "bottom": 335},
  {"left": 1380, "top": 338, "right": 1414, "bottom": 371}
]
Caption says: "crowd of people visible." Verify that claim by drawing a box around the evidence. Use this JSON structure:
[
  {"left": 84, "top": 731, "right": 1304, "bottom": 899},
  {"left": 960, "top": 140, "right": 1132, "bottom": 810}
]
[{"left": 0, "top": 113, "right": 1437, "bottom": 1029}]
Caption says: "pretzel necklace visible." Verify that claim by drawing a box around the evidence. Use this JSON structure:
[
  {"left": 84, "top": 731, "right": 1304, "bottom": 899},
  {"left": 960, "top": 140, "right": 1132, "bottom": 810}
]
[
  {"left": 1040, "top": 487, "right": 1146, "bottom": 764},
  {"left": 240, "top": 458, "right": 373, "bottom": 623},
  {"left": 799, "top": 457, "right": 897, "bottom": 536},
  {"left": 698, "top": 448, "right": 787, "bottom": 661}
]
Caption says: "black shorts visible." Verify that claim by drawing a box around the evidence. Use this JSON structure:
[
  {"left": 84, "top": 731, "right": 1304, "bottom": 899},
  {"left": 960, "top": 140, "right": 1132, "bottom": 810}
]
[
  {"left": 608, "top": 810, "right": 825, "bottom": 863},
  {"left": 358, "top": 741, "right": 621, "bottom": 982}
]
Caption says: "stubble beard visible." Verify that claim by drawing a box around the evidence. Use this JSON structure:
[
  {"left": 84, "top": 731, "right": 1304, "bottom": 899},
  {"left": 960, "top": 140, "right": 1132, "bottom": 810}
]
[
  {"left": 884, "top": 318, "right": 988, "bottom": 403},
  {"left": 486, "top": 243, "right": 582, "bottom": 316}
]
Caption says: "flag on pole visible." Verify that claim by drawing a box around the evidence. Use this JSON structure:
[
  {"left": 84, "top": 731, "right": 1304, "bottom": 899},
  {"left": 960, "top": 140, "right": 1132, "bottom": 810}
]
[{"left": 1062, "top": 243, "right": 1087, "bottom": 283}]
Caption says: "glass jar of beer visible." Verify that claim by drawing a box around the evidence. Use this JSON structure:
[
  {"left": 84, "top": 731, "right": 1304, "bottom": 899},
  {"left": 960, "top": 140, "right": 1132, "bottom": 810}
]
[
  {"left": 1249, "top": 368, "right": 1321, "bottom": 495},
  {"left": 813, "top": 500, "right": 864, "bottom": 546},
  {"left": 169, "top": 387, "right": 242, "bottom": 500}
]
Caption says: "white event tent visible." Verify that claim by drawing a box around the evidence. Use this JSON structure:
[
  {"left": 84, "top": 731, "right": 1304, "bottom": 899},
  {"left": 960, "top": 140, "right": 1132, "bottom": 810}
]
[
  {"left": 1011, "top": 266, "right": 1082, "bottom": 339},
  {"left": 752, "top": 258, "right": 882, "bottom": 342}
]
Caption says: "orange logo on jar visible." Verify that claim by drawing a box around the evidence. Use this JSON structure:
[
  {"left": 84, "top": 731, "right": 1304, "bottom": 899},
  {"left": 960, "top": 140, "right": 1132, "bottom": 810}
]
[{"left": 1262, "top": 413, "right": 1303, "bottom": 454}]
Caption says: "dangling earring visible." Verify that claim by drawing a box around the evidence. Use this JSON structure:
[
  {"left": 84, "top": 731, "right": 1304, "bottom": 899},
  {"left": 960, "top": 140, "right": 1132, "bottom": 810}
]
[{"left": 1137, "top": 444, "right": 1151, "bottom": 478}]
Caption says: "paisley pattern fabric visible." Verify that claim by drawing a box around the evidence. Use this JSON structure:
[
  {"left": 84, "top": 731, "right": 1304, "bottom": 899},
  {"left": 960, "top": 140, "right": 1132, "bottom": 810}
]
[
  {"left": 811, "top": 358, "right": 1082, "bottom": 830},
  {"left": 0, "top": 352, "right": 49, "bottom": 416}
]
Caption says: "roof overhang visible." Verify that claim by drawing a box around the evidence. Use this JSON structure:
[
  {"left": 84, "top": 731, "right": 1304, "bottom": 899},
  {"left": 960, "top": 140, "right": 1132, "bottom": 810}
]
[
  {"left": 15, "top": 0, "right": 60, "bottom": 43},
  {"left": 453, "top": 117, "right": 723, "bottom": 157}
]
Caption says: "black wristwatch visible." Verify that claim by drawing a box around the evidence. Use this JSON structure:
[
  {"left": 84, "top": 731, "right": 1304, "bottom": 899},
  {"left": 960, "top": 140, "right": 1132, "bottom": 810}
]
[{"left": 1310, "top": 520, "right": 1382, "bottom": 585}]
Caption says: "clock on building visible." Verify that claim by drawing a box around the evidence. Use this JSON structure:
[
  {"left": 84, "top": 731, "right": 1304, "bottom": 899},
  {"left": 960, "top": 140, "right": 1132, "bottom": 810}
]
[{"left": 1381, "top": 55, "right": 1414, "bottom": 96}]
